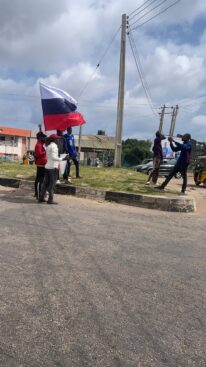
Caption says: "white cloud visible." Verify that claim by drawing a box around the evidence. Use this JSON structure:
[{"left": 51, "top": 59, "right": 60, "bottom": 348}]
[
  {"left": 0, "top": 0, "right": 206, "bottom": 141},
  {"left": 192, "top": 115, "right": 206, "bottom": 126}
]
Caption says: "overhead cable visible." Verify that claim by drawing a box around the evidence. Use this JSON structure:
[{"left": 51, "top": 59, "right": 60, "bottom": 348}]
[
  {"left": 77, "top": 26, "right": 121, "bottom": 99},
  {"left": 129, "top": 0, "right": 163, "bottom": 21},
  {"left": 131, "top": 0, "right": 181, "bottom": 30},
  {"left": 129, "top": 0, "right": 171, "bottom": 27},
  {"left": 127, "top": 26, "right": 159, "bottom": 119},
  {"left": 128, "top": 0, "right": 155, "bottom": 17},
  {"left": 0, "top": 91, "right": 161, "bottom": 110}
]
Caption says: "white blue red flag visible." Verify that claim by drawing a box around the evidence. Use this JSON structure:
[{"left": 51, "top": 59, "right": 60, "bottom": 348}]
[{"left": 39, "top": 82, "right": 85, "bottom": 131}]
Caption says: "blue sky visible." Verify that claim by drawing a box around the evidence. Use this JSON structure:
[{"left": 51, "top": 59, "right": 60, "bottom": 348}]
[
  {"left": 0, "top": 0, "right": 206, "bottom": 141},
  {"left": 146, "top": 15, "right": 206, "bottom": 45}
]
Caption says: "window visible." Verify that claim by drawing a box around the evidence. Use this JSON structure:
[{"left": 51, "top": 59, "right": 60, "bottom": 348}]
[
  {"left": 0, "top": 136, "right": 5, "bottom": 145},
  {"left": 5, "top": 136, "right": 18, "bottom": 146}
]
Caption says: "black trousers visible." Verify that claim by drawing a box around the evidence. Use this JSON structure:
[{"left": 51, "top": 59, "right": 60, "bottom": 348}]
[
  {"left": 35, "top": 166, "right": 45, "bottom": 199},
  {"left": 40, "top": 168, "right": 58, "bottom": 202},
  {"left": 63, "top": 157, "right": 79, "bottom": 179},
  {"left": 161, "top": 164, "right": 188, "bottom": 192}
]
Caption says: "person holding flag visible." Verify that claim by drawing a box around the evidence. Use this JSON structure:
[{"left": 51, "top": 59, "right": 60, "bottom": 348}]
[
  {"left": 55, "top": 129, "right": 68, "bottom": 184},
  {"left": 39, "top": 82, "right": 85, "bottom": 186},
  {"left": 38, "top": 135, "right": 69, "bottom": 205},
  {"left": 63, "top": 127, "right": 81, "bottom": 180}
]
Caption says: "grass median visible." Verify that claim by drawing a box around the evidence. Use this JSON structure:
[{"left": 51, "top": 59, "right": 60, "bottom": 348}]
[{"left": 0, "top": 162, "right": 178, "bottom": 195}]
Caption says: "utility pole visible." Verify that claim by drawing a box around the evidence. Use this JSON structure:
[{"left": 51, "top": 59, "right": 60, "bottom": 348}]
[
  {"left": 158, "top": 104, "right": 166, "bottom": 133},
  {"left": 114, "top": 14, "right": 127, "bottom": 168},
  {"left": 169, "top": 105, "right": 179, "bottom": 136}
]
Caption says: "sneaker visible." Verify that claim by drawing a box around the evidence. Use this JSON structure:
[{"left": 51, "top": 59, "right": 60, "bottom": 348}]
[
  {"left": 76, "top": 176, "right": 82, "bottom": 179},
  {"left": 56, "top": 180, "right": 61, "bottom": 184},
  {"left": 144, "top": 181, "right": 150, "bottom": 186},
  {"left": 181, "top": 192, "right": 187, "bottom": 195}
]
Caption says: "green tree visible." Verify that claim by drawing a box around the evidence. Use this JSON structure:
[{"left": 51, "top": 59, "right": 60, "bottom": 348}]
[{"left": 122, "top": 139, "right": 152, "bottom": 166}]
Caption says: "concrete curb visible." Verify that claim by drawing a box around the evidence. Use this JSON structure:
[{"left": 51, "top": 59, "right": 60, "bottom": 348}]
[
  {"left": 0, "top": 177, "right": 20, "bottom": 188},
  {"left": 0, "top": 177, "right": 196, "bottom": 213}
]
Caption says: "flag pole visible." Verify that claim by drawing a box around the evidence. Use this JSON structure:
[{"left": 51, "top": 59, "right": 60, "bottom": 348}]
[{"left": 78, "top": 125, "right": 82, "bottom": 161}]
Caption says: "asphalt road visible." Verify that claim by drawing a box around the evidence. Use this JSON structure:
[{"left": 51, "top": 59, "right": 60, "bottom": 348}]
[{"left": 0, "top": 187, "right": 205, "bottom": 367}]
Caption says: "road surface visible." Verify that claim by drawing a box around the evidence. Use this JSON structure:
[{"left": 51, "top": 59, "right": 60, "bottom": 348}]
[{"left": 0, "top": 186, "right": 205, "bottom": 366}]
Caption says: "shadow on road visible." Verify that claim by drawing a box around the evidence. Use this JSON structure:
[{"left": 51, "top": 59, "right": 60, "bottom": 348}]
[{"left": 0, "top": 189, "right": 36, "bottom": 204}]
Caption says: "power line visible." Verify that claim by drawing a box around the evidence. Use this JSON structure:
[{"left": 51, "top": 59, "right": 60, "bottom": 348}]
[
  {"left": 179, "top": 94, "right": 206, "bottom": 107},
  {"left": 129, "top": 0, "right": 155, "bottom": 16},
  {"left": 131, "top": 0, "right": 181, "bottom": 30},
  {"left": 77, "top": 26, "right": 121, "bottom": 99},
  {"left": 129, "top": 29, "right": 154, "bottom": 105},
  {"left": 129, "top": 0, "right": 160, "bottom": 21},
  {"left": 127, "top": 26, "right": 158, "bottom": 120},
  {"left": 0, "top": 28, "right": 121, "bottom": 104},
  {"left": 0, "top": 91, "right": 161, "bottom": 110},
  {"left": 0, "top": 89, "right": 205, "bottom": 110},
  {"left": 129, "top": 0, "right": 170, "bottom": 26}
]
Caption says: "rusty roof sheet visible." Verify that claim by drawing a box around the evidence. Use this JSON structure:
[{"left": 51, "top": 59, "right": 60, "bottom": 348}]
[{"left": 74, "top": 135, "right": 115, "bottom": 150}]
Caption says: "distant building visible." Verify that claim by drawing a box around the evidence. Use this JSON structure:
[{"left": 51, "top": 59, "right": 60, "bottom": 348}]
[
  {"left": 0, "top": 126, "right": 36, "bottom": 160},
  {"left": 74, "top": 134, "right": 115, "bottom": 165},
  {"left": 0, "top": 125, "right": 115, "bottom": 164}
]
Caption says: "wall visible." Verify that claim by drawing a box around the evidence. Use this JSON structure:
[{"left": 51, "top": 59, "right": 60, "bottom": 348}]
[{"left": 0, "top": 136, "right": 23, "bottom": 158}]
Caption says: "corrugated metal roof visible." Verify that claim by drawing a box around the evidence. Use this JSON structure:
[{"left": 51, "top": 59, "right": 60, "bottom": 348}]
[{"left": 74, "top": 135, "right": 115, "bottom": 150}]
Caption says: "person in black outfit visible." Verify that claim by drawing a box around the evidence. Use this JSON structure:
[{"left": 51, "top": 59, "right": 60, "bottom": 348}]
[
  {"left": 157, "top": 133, "right": 192, "bottom": 194},
  {"left": 145, "top": 131, "right": 165, "bottom": 186},
  {"left": 55, "top": 129, "right": 68, "bottom": 183}
]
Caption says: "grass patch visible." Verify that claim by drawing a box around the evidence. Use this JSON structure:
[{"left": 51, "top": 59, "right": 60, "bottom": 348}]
[
  {"left": 0, "top": 162, "right": 36, "bottom": 180},
  {"left": 0, "top": 162, "right": 179, "bottom": 196}
]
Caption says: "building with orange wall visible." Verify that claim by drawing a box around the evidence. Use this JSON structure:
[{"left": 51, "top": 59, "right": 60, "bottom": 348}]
[{"left": 0, "top": 126, "right": 37, "bottom": 159}]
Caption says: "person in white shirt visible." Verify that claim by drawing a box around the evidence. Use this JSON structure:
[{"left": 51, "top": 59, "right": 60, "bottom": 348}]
[{"left": 38, "top": 134, "right": 69, "bottom": 204}]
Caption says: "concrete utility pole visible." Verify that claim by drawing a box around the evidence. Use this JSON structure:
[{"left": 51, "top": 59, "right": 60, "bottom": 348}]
[
  {"left": 158, "top": 105, "right": 166, "bottom": 133},
  {"left": 114, "top": 14, "right": 127, "bottom": 168},
  {"left": 169, "top": 105, "right": 179, "bottom": 136}
]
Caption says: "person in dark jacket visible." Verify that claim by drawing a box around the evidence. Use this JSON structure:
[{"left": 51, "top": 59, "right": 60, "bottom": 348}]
[
  {"left": 34, "top": 131, "right": 47, "bottom": 199},
  {"left": 63, "top": 127, "right": 81, "bottom": 180},
  {"left": 157, "top": 133, "right": 192, "bottom": 194},
  {"left": 145, "top": 131, "right": 165, "bottom": 185},
  {"left": 55, "top": 130, "right": 68, "bottom": 183}
]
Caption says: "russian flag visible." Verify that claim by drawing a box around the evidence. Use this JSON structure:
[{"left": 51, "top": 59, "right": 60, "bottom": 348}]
[{"left": 39, "top": 82, "right": 85, "bottom": 131}]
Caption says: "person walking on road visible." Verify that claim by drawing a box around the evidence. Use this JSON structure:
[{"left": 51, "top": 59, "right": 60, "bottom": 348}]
[
  {"left": 34, "top": 131, "right": 47, "bottom": 199},
  {"left": 64, "top": 127, "right": 81, "bottom": 180},
  {"left": 39, "top": 135, "right": 69, "bottom": 204},
  {"left": 145, "top": 131, "right": 165, "bottom": 186},
  {"left": 156, "top": 133, "right": 192, "bottom": 194}
]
